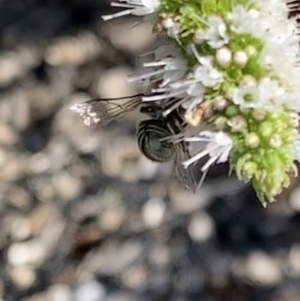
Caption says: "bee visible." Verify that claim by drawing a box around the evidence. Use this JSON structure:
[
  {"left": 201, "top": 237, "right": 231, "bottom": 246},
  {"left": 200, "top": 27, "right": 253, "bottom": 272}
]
[
  {"left": 71, "top": 94, "right": 198, "bottom": 189},
  {"left": 137, "top": 113, "right": 197, "bottom": 190}
]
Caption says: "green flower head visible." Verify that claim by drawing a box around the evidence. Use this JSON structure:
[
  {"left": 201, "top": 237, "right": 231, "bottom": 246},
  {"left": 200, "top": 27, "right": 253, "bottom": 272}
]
[{"left": 88, "top": 0, "right": 300, "bottom": 206}]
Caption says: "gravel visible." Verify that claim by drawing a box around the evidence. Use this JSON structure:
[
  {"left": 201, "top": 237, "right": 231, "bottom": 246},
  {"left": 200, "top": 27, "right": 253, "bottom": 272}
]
[{"left": 1, "top": 1, "right": 300, "bottom": 301}]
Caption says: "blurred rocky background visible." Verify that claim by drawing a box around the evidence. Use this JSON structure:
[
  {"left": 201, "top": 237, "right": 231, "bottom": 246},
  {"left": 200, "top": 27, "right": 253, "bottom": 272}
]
[{"left": 1, "top": 1, "right": 300, "bottom": 301}]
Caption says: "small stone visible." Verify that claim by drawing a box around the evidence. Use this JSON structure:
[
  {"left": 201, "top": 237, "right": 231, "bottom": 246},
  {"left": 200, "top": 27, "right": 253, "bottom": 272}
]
[
  {"left": 8, "top": 240, "right": 47, "bottom": 267},
  {"left": 0, "top": 47, "right": 39, "bottom": 86},
  {"left": 94, "top": 67, "right": 137, "bottom": 99},
  {"left": 45, "top": 32, "right": 101, "bottom": 66},
  {"left": 74, "top": 224, "right": 102, "bottom": 247},
  {"left": 84, "top": 240, "right": 145, "bottom": 275},
  {"left": 9, "top": 90, "right": 31, "bottom": 130},
  {"left": 233, "top": 251, "right": 282, "bottom": 286},
  {"left": 29, "top": 205, "right": 56, "bottom": 236},
  {"left": 142, "top": 198, "right": 166, "bottom": 228},
  {"left": 6, "top": 186, "right": 32, "bottom": 210},
  {"left": 287, "top": 245, "right": 300, "bottom": 276},
  {"left": 137, "top": 157, "right": 159, "bottom": 180},
  {"left": 29, "top": 176, "right": 56, "bottom": 203},
  {"left": 121, "top": 264, "right": 147, "bottom": 289},
  {"left": 0, "top": 154, "right": 28, "bottom": 181},
  {"left": 290, "top": 187, "right": 300, "bottom": 211},
  {"left": 101, "top": 138, "right": 141, "bottom": 181},
  {"left": 169, "top": 183, "right": 209, "bottom": 214},
  {"left": 5, "top": 214, "right": 32, "bottom": 241},
  {"left": 0, "top": 122, "right": 17, "bottom": 145},
  {"left": 74, "top": 281, "right": 106, "bottom": 301},
  {"left": 9, "top": 265, "right": 36, "bottom": 289},
  {"left": 100, "top": 205, "right": 126, "bottom": 233},
  {"left": 149, "top": 245, "right": 170, "bottom": 268},
  {"left": 71, "top": 197, "right": 102, "bottom": 222},
  {"left": 188, "top": 212, "right": 215, "bottom": 242},
  {"left": 103, "top": 18, "right": 154, "bottom": 52},
  {"left": 52, "top": 171, "right": 81, "bottom": 202},
  {"left": 47, "top": 284, "right": 72, "bottom": 301}
]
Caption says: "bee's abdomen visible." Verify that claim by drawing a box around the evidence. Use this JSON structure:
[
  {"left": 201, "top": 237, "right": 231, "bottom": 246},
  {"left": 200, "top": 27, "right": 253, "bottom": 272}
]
[{"left": 137, "top": 119, "right": 175, "bottom": 162}]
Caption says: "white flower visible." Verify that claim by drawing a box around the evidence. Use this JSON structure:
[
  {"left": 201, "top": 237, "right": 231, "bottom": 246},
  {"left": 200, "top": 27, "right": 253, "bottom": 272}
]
[
  {"left": 192, "top": 62, "right": 224, "bottom": 87},
  {"left": 229, "top": 5, "right": 258, "bottom": 33},
  {"left": 204, "top": 15, "right": 229, "bottom": 48},
  {"left": 144, "top": 58, "right": 187, "bottom": 86},
  {"left": 233, "top": 78, "right": 286, "bottom": 110},
  {"left": 102, "top": 0, "right": 160, "bottom": 21},
  {"left": 189, "top": 46, "right": 224, "bottom": 87},
  {"left": 259, "top": 0, "right": 288, "bottom": 17},
  {"left": 259, "top": 41, "right": 300, "bottom": 88},
  {"left": 181, "top": 83, "right": 205, "bottom": 111},
  {"left": 128, "top": 44, "right": 187, "bottom": 93},
  {"left": 130, "top": 57, "right": 187, "bottom": 102},
  {"left": 182, "top": 131, "right": 232, "bottom": 171}
]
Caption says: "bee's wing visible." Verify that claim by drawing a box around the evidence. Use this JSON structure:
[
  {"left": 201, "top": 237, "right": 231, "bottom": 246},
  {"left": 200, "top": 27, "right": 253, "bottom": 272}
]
[
  {"left": 70, "top": 94, "right": 142, "bottom": 126},
  {"left": 172, "top": 141, "right": 198, "bottom": 191}
]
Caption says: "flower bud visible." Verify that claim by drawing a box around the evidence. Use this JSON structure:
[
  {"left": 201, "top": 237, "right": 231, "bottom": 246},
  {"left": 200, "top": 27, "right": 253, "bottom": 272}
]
[
  {"left": 225, "top": 105, "right": 239, "bottom": 117},
  {"left": 227, "top": 116, "right": 246, "bottom": 132},
  {"left": 216, "top": 47, "right": 232, "bottom": 67},
  {"left": 245, "top": 45, "right": 257, "bottom": 57},
  {"left": 213, "top": 96, "right": 227, "bottom": 111},
  {"left": 259, "top": 121, "right": 273, "bottom": 138},
  {"left": 252, "top": 109, "right": 266, "bottom": 121},
  {"left": 214, "top": 116, "right": 227, "bottom": 130},
  {"left": 233, "top": 51, "right": 248, "bottom": 67},
  {"left": 242, "top": 161, "right": 258, "bottom": 179},
  {"left": 245, "top": 133, "right": 260, "bottom": 148},
  {"left": 269, "top": 135, "right": 282, "bottom": 148},
  {"left": 225, "top": 86, "right": 235, "bottom": 98},
  {"left": 193, "top": 30, "right": 205, "bottom": 44}
]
